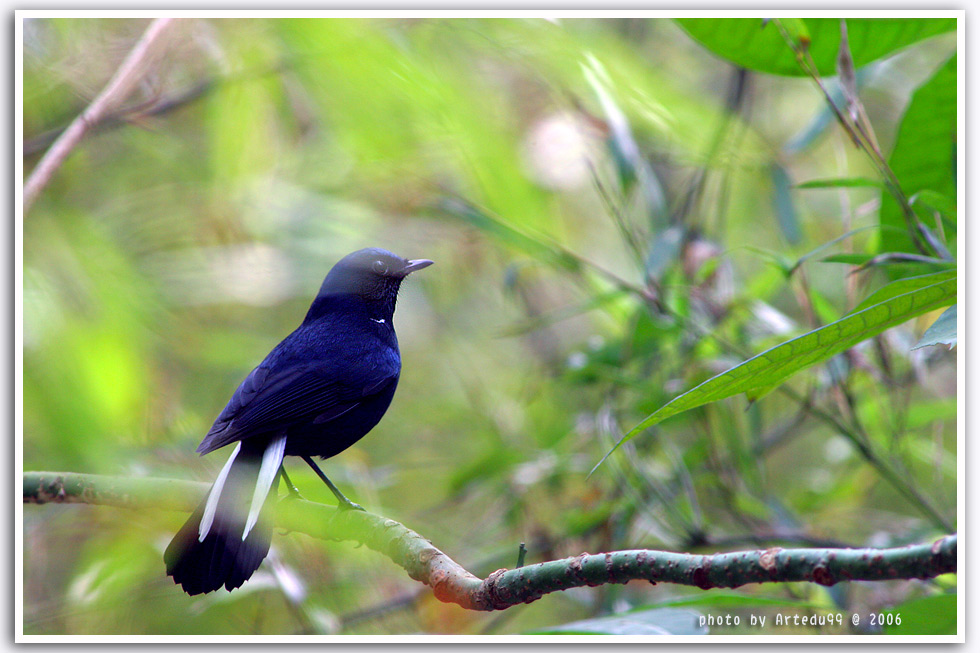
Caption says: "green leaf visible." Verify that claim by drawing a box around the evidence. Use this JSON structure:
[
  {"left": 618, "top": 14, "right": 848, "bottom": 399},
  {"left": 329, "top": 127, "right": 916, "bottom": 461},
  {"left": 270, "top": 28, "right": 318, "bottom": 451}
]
[
  {"left": 852, "top": 270, "right": 955, "bottom": 313},
  {"left": 778, "top": 18, "right": 811, "bottom": 50},
  {"left": 819, "top": 252, "right": 955, "bottom": 271},
  {"left": 644, "top": 225, "right": 685, "bottom": 281},
  {"left": 821, "top": 254, "right": 875, "bottom": 265},
  {"left": 882, "top": 594, "right": 956, "bottom": 635},
  {"left": 789, "top": 224, "right": 884, "bottom": 273},
  {"left": 437, "top": 198, "right": 581, "bottom": 272},
  {"left": 910, "top": 189, "right": 957, "bottom": 220},
  {"left": 528, "top": 608, "right": 707, "bottom": 635},
  {"left": 745, "top": 383, "right": 778, "bottom": 403},
  {"left": 783, "top": 70, "right": 871, "bottom": 153},
  {"left": 771, "top": 164, "right": 801, "bottom": 244},
  {"left": 675, "top": 18, "right": 956, "bottom": 77},
  {"left": 880, "top": 55, "right": 957, "bottom": 255},
  {"left": 603, "top": 275, "right": 956, "bottom": 455},
  {"left": 796, "top": 177, "right": 883, "bottom": 189},
  {"left": 913, "top": 304, "right": 956, "bottom": 350}
]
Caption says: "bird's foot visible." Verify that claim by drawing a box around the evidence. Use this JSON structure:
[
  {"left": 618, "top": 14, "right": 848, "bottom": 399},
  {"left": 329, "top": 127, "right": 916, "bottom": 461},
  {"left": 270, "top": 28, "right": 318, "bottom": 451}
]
[
  {"left": 279, "top": 467, "right": 305, "bottom": 501},
  {"left": 337, "top": 497, "right": 366, "bottom": 512}
]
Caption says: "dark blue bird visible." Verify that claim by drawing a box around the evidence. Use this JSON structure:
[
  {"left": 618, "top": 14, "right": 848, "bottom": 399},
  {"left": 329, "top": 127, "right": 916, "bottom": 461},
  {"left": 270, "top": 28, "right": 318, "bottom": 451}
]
[{"left": 164, "top": 248, "right": 432, "bottom": 595}]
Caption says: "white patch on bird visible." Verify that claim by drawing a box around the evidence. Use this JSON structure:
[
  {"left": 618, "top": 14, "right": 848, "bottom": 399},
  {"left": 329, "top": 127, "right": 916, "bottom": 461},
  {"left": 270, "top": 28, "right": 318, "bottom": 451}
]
[
  {"left": 370, "top": 318, "right": 385, "bottom": 324},
  {"left": 199, "top": 441, "right": 242, "bottom": 542},
  {"left": 242, "top": 434, "right": 287, "bottom": 541}
]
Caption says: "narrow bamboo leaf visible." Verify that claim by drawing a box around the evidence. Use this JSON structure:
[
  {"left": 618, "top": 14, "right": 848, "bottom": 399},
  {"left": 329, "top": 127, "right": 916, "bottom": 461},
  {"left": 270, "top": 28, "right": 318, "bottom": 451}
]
[
  {"left": 582, "top": 56, "right": 641, "bottom": 186},
  {"left": 771, "top": 164, "right": 801, "bottom": 244},
  {"left": 788, "top": 224, "right": 883, "bottom": 274},
  {"left": 796, "top": 177, "right": 883, "bottom": 189},
  {"left": 852, "top": 270, "right": 955, "bottom": 313},
  {"left": 819, "top": 253, "right": 954, "bottom": 271},
  {"left": 606, "top": 277, "right": 955, "bottom": 454},
  {"left": 912, "top": 304, "right": 956, "bottom": 350},
  {"left": 821, "top": 254, "right": 875, "bottom": 265},
  {"left": 438, "top": 197, "right": 581, "bottom": 272},
  {"left": 644, "top": 225, "right": 685, "bottom": 282}
]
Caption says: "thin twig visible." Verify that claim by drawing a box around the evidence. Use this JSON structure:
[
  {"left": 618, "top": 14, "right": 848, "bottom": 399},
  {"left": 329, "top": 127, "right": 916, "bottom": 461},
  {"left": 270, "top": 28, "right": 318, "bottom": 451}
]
[
  {"left": 23, "top": 78, "right": 214, "bottom": 158},
  {"left": 23, "top": 17, "right": 179, "bottom": 213},
  {"left": 771, "top": 19, "right": 938, "bottom": 258}
]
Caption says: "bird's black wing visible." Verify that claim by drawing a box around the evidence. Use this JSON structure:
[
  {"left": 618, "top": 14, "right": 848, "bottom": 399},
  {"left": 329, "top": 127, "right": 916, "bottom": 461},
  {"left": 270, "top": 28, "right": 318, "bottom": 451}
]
[{"left": 196, "top": 352, "right": 399, "bottom": 455}]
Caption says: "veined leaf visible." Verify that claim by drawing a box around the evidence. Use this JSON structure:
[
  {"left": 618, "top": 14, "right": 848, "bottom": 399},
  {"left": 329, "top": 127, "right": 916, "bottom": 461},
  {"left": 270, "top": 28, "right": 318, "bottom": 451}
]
[
  {"left": 597, "top": 275, "right": 956, "bottom": 464},
  {"left": 852, "top": 270, "right": 955, "bottom": 313}
]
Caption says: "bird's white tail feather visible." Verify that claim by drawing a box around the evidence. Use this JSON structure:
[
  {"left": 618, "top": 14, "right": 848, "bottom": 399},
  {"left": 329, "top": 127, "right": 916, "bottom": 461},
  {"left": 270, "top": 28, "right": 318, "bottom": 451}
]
[
  {"left": 199, "top": 441, "right": 242, "bottom": 542},
  {"left": 243, "top": 434, "right": 286, "bottom": 540}
]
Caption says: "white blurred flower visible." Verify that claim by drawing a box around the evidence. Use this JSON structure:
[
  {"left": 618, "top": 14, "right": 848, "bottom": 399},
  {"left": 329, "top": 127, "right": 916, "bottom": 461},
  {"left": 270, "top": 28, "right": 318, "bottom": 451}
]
[{"left": 523, "top": 112, "right": 600, "bottom": 191}]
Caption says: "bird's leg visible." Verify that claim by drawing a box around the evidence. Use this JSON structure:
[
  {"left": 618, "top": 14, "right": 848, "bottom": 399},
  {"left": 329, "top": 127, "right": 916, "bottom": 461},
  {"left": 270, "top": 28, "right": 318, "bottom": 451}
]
[
  {"left": 279, "top": 466, "right": 304, "bottom": 500},
  {"left": 301, "top": 455, "right": 365, "bottom": 511}
]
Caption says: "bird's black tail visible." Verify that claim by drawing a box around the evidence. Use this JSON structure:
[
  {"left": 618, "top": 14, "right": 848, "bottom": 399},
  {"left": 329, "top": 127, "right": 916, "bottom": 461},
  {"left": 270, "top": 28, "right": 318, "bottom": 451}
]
[{"left": 164, "top": 438, "right": 283, "bottom": 595}]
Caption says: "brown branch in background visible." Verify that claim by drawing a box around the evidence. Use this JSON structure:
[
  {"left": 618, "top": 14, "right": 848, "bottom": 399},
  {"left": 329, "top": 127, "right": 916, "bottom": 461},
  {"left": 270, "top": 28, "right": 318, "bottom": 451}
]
[
  {"left": 23, "top": 79, "right": 215, "bottom": 158},
  {"left": 23, "top": 17, "right": 179, "bottom": 213},
  {"left": 24, "top": 471, "right": 957, "bottom": 612}
]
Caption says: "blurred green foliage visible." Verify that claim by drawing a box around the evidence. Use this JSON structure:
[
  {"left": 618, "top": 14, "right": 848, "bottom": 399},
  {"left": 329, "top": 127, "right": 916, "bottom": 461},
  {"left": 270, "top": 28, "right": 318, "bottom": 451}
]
[{"left": 23, "top": 17, "right": 957, "bottom": 635}]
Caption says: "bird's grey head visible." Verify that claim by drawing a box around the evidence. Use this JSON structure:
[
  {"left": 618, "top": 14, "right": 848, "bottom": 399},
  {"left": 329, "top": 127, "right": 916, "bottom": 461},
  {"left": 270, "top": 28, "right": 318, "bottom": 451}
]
[{"left": 310, "top": 248, "right": 433, "bottom": 320}]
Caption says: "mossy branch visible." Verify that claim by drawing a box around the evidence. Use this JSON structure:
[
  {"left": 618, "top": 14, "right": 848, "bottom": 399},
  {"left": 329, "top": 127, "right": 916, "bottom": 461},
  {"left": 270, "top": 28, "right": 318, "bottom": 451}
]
[{"left": 24, "top": 471, "right": 957, "bottom": 611}]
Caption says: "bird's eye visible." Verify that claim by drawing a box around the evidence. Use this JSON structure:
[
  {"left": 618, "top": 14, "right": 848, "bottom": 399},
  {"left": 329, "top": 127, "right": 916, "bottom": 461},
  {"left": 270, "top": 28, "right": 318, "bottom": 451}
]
[{"left": 372, "top": 260, "right": 388, "bottom": 275}]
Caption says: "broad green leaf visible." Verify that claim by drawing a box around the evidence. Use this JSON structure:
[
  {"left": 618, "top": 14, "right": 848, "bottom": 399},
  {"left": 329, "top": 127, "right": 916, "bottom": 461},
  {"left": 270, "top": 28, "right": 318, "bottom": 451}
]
[
  {"left": 675, "top": 18, "right": 956, "bottom": 77},
  {"left": 602, "top": 276, "right": 955, "bottom": 457},
  {"left": 745, "top": 382, "right": 778, "bottom": 403},
  {"left": 528, "top": 608, "right": 706, "bottom": 635},
  {"left": 880, "top": 55, "right": 957, "bottom": 255},
  {"left": 796, "top": 177, "right": 883, "bottom": 189},
  {"left": 852, "top": 270, "right": 955, "bottom": 313},
  {"left": 910, "top": 189, "right": 957, "bottom": 221},
  {"left": 882, "top": 594, "right": 956, "bottom": 635},
  {"left": 913, "top": 304, "right": 956, "bottom": 350},
  {"left": 778, "top": 18, "right": 811, "bottom": 50}
]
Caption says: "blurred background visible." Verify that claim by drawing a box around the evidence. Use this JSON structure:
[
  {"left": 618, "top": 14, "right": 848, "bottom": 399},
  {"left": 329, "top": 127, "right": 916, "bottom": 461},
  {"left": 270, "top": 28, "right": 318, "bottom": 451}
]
[{"left": 22, "top": 17, "right": 957, "bottom": 635}]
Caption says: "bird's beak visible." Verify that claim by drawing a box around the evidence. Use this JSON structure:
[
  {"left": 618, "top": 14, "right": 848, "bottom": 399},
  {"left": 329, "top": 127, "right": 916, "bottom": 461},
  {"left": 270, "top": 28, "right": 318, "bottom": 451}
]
[{"left": 401, "top": 259, "right": 434, "bottom": 275}]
